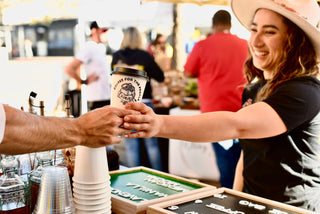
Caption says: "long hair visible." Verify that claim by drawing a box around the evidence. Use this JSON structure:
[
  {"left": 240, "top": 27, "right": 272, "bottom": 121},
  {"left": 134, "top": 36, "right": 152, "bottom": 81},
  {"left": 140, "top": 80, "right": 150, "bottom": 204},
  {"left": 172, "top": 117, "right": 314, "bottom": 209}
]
[
  {"left": 120, "top": 27, "right": 143, "bottom": 50},
  {"left": 245, "top": 16, "right": 319, "bottom": 101}
]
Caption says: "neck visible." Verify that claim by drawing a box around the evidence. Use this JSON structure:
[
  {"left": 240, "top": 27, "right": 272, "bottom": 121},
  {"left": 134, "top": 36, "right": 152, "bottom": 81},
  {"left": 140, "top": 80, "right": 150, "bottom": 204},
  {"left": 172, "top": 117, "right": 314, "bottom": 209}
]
[
  {"left": 91, "top": 36, "right": 100, "bottom": 43},
  {"left": 263, "top": 71, "right": 273, "bottom": 80},
  {"left": 213, "top": 25, "right": 231, "bottom": 34}
]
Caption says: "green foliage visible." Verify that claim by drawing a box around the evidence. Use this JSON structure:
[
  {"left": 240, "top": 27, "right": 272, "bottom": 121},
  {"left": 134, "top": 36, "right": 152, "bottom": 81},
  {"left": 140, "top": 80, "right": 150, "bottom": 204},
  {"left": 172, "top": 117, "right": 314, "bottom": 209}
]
[{"left": 185, "top": 78, "right": 198, "bottom": 97}]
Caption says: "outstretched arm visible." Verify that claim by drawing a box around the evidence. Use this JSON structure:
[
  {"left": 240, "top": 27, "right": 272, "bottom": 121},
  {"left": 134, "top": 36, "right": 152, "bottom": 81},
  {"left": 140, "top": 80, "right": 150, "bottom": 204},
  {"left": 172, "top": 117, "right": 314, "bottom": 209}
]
[
  {"left": 123, "top": 102, "right": 286, "bottom": 142},
  {"left": 233, "top": 151, "right": 244, "bottom": 191},
  {"left": 0, "top": 104, "right": 138, "bottom": 155}
]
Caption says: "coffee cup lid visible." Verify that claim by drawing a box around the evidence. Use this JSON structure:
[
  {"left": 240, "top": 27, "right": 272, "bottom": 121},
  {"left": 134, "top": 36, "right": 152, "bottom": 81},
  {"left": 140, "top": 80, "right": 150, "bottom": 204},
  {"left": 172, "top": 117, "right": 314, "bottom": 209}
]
[{"left": 111, "top": 67, "right": 148, "bottom": 80}]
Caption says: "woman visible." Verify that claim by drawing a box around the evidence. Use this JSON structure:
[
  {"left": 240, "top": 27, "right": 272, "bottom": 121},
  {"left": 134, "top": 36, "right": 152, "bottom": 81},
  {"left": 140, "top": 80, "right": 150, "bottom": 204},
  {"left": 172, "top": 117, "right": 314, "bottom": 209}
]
[
  {"left": 111, "top": 27, "right": 164, "bottom": 171},
  {"left": 148, "top": 34, "right": 173, "bottom": 71},
  {"left": 123, "top": 0, "right": 320, "bottom": 211}
]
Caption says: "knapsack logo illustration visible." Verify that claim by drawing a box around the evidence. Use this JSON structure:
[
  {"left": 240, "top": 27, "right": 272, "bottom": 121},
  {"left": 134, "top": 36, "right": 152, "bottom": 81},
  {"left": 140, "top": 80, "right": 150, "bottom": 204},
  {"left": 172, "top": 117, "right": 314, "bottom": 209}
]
[{"left": 117, "top": 83, "right": 136, "bottom": 105}]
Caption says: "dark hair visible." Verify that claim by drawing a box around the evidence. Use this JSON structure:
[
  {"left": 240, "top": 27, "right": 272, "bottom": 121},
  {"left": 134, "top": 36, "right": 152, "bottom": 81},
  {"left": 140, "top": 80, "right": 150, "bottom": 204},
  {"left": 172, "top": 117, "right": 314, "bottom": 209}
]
[
  {"left": 245, "top": 16, "right": 319, "bottom": 101},
  {"left": 153, "top": 34, "right": 165, "bottom": 45},
  {"left": 212, "top": 10, "right": 231, "bottom": 26},
  {"left": 90, "top": 21, "right": 99, "bottom": 30}
]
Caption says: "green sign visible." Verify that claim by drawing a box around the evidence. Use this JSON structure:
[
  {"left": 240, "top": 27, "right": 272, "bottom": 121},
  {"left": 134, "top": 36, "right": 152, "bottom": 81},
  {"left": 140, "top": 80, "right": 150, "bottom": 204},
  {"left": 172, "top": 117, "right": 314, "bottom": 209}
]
[{"left": 110, "top": 168, "right": 203, "bottom": 203}]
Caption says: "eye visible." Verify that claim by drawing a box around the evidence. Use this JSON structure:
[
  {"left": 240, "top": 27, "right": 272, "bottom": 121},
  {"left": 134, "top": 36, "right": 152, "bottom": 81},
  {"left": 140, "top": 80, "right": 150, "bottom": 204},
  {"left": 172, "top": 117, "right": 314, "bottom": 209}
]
[
  {"left": 250, "top": 27, "right": 257, "bottom": 33},
  {"left": 265, "top": 30, "right": 276, "bottom": 35}
]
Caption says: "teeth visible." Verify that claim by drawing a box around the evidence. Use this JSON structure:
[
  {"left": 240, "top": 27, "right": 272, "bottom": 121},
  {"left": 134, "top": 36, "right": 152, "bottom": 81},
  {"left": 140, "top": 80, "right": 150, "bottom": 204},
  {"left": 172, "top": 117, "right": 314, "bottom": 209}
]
[{"left": 255, "top": 51, "right": 267, "bottom": 56}]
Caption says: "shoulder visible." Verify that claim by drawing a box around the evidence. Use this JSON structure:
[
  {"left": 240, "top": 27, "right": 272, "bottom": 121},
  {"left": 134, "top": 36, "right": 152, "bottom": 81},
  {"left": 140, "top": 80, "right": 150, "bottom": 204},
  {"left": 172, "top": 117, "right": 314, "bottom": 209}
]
[
  {"left": 229, "top": 34, "right": 248, "bottom": 47},
  {"left": 79, "top": 41, "right": 98, "bottom": 53},
  {"left": 135, "top": 49, "right": 154, "bottom": 59},
  {"left": 194, "top": 38, "right": 208, "bottom": 47},
  {"left": 276, "top": 77, "right": 320, "bottom": 94},
  {"left": 83, "top": 41, "right": 96, "bottom": 48},
  {"left": 137, "top": 49, "right": 151, "bottom": 55},
  {"left": 112, "top": 50, "right": 122, "bottom": 55},
  {"left": 265, "top": 76, "right": 320, "bottom": 130},
  {"left": 267, "top": 76, "right": 320, "bottom": 110}
]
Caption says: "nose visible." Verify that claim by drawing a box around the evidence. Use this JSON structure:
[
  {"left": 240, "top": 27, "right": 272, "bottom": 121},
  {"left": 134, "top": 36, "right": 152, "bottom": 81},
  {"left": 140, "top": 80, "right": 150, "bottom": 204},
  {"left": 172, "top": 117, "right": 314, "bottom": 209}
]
[{"left": 250, "top": 32, "right": 264, "bottom": 48}]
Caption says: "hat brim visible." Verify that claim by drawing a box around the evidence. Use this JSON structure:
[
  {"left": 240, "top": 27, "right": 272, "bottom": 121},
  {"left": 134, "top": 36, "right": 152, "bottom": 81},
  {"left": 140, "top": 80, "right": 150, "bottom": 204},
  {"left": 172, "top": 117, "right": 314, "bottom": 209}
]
[
  {"left": 231, "top": 0, "right": 320, "bottom": 59},
  {"left": 101, "top": 28, "right": 110, "bottom": 32}
]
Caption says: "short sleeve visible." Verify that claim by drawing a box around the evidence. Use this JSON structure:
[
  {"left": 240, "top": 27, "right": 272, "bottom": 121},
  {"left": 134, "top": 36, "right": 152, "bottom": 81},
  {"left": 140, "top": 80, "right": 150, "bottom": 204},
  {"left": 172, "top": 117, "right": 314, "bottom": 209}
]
[
  {"left": 0, "top": 104, "right": 6, "bottom": 143},
  {"left": 75, "top": 42, "right": 92, "bottom": 64},
  {"left": 264, "top": 77, "right": 320, "bottom": 131},
  {"left": 183, "top": 42, "right": 201, "bottom": 76}
]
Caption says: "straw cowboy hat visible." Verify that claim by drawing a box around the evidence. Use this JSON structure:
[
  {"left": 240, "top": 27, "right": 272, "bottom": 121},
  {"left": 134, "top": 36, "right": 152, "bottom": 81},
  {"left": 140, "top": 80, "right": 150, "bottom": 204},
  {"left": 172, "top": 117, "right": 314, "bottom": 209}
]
[{"left": 231, "top": 0, "right": 320, "bottom": 59}]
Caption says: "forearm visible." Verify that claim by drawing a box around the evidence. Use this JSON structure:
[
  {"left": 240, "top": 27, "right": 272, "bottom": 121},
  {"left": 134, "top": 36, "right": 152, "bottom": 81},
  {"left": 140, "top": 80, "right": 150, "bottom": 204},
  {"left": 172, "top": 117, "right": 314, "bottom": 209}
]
[
  {"left": 157, "top": 111, "right": 239, "bottom": 142},
  {"left": 1, "top": 105, "right": 82, "bottom": 155},
  {"left": 65, "top": 59, "right": 82, "bottom": 83},
  {"left": 66, "top": 67, "right": 82, "bottom": 83}
]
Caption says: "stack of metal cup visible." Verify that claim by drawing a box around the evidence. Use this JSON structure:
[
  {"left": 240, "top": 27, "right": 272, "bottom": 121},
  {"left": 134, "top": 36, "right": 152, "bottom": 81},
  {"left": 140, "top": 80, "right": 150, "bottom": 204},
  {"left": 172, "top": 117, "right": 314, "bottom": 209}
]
[{"left": 72, "top": 146, "right": 112, "bottom": 214}]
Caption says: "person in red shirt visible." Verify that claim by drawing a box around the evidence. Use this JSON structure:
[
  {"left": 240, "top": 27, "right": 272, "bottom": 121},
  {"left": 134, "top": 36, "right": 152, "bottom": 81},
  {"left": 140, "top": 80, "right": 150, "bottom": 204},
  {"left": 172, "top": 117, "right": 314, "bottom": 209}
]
[{"left": 184, "top": 10, "right": 248, "bottom": 188}]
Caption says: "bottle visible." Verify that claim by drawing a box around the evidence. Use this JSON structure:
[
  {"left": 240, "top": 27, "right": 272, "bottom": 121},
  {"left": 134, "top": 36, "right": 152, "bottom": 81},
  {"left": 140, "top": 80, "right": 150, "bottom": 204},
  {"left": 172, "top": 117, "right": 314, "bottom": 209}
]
[
  {"left": 28, "top": 151, "right": 54, "bottom": 213},
  {"left": 0, "top": 155, "right": 30, "bottom": 214},
  {"left": 16, "top": 153, "right": 37, "bottom": 179}
]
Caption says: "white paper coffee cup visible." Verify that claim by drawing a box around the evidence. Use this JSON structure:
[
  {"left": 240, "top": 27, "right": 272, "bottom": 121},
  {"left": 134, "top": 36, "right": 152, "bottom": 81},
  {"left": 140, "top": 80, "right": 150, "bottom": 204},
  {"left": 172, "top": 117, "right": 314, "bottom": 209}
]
[{"left": 110, "top": 67, "right": 148, "bottom": 108}]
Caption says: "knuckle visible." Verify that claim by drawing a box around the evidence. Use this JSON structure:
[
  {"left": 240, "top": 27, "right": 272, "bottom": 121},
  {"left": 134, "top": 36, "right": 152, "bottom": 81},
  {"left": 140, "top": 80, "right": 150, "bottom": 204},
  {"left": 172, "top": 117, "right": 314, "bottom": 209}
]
[
  {"left": 109, "top": 117, "right": 120, "bottom": 126},
  {"left": 108, "top": 128, "right": 118, "bottom": 136}
]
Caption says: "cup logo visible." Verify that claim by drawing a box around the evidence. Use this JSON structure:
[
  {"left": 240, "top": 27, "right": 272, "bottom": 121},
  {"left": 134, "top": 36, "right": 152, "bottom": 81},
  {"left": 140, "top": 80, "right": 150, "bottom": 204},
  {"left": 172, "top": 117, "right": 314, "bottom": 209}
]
[
  {"left": 113, "top": 76, "right": 144, "bottom": 105},
  {"left": 118, "top": 83, "right": 136, "bottom": 105}
]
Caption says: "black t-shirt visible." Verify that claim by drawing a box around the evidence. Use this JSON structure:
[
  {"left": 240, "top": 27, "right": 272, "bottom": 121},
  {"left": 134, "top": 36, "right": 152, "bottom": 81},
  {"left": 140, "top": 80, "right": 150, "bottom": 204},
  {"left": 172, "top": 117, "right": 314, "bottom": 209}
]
[
  {"left": 111, "top": 48, "right": 164, "bottom": 99},
  {"left": 240, "top": 77, "right": 320, "bottom": 212}
]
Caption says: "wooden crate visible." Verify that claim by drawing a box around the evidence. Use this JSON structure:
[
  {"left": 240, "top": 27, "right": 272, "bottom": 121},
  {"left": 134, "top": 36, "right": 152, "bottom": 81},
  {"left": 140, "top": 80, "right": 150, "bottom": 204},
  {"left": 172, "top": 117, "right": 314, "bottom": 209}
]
[
  {"left": 109, "top": 166, "right": 216, "bottom": 214},
  {"left": 147, "top": 187, "right": 314, "bottom": 214}
]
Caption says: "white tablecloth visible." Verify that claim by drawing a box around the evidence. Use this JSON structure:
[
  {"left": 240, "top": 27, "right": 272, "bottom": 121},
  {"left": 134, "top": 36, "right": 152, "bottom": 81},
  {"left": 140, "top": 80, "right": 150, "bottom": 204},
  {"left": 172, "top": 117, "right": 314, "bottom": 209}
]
[{"left": 169, "top": 107, "right": 220, "bottom": 181}]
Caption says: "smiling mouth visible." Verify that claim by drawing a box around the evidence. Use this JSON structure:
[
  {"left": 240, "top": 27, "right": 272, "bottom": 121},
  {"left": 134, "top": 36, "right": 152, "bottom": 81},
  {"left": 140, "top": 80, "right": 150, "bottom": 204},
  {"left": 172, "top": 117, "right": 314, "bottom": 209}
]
[{"left": 254, "top": 51, "right": 268, "bottom": 57}]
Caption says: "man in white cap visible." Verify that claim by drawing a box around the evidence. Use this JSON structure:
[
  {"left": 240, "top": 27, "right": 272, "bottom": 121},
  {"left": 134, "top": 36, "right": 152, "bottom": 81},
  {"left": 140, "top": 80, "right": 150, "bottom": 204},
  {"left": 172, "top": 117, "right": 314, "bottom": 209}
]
[{"left": 65, "top": 21, "right": 111, "bottom": 111}]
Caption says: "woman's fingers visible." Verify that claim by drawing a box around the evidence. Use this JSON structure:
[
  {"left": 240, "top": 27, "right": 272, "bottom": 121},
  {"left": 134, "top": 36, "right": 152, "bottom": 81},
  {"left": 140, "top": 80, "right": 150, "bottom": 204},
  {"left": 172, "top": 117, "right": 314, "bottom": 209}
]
[
  {"left": 124, "top": 130, "right": 147, "bottom": 139},
  {"left": 125, "top": 102, "right": 151, "bottom": 114},
  {"left": 123, "top": 121, "right": 148, "bottom": 130},
  {"left": 123, "top": 102, "right": 160, "bottom": 139}
]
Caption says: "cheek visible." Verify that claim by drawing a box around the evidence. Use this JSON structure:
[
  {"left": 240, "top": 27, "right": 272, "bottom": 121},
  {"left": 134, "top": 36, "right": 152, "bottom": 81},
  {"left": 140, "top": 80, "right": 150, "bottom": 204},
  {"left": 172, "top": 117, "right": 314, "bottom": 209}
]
[{"left": 270, "top": 39, "right": 285, "bottom": 58}]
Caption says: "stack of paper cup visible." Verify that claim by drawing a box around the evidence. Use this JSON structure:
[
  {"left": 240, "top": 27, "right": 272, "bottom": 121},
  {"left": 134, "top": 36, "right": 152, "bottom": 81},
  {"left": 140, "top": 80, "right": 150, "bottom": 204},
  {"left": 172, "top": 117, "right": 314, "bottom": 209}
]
[{"left": 73, "top": 146, "right": 111, "bottom": 213}]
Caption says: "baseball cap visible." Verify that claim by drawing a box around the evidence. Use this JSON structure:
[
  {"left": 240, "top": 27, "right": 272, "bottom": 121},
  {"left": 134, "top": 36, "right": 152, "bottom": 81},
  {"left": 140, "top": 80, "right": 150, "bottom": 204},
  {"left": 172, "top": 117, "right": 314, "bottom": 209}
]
[{"left": 90, "top": 21, "right": 111, "bottom": 31}]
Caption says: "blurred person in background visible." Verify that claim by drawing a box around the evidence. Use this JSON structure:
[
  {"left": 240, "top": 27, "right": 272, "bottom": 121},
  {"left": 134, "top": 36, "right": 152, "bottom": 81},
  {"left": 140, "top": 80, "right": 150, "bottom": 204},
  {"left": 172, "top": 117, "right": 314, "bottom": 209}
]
[
  {"left": 65, "top": 21, "right": 111, "bottom": 111},
  {"left": 148, "top": 33, "right": 173, "bottom": 72},
  {"left": 111, "top": 27, "right": 164, "bottom": 171},
  {"left": 184, "top": 10, "right": 248, "bottom": 188},
  {"left": 64, "top": 21, "right": 118, "bottom": 170}
]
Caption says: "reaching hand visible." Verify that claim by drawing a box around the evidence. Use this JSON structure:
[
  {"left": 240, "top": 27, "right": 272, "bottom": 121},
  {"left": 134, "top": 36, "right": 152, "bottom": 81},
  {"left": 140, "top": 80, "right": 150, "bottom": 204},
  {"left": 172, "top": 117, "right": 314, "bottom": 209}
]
[
  {"left": 123, "top": 102, "right": 162, "bottom": 139},
  {"left": 76, "top": 106, "right": 140, "bottom": 147}
]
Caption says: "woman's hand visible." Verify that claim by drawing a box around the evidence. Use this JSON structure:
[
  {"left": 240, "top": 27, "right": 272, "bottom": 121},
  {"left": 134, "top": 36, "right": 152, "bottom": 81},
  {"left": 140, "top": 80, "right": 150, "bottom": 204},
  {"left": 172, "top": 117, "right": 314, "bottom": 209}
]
[{"left": 123, "top": 102, "right": 162, "bottom": 139}]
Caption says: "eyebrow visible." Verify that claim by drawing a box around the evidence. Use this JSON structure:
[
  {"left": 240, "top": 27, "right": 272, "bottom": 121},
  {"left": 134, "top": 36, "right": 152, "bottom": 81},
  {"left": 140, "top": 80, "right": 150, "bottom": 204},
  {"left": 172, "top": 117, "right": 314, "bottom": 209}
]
[{"left": 251, "top": 22, "right": 280, "bottom": 30}]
